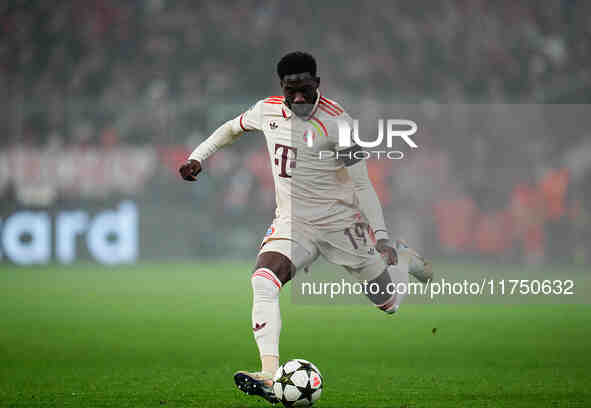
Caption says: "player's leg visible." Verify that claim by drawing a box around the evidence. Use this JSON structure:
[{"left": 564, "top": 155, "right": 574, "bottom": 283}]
[
  {"left": 252, "top": 239, "right": 316, "bottom": 373},
  {"left": 234, "top": 249, "right": 292, "bottom": 403},
  {"left": 352, "top": 240, "right": 432, "bottom": 313},
  {"left": 251, "top": 249, "right": 294, "bottom": 375},
  {"left": 347, "top": 256, "right": 409, "bottom": 314},
  {"left": 318, "top": 223, "right": 431, "bottom": 314},
  {"left": 318, "top": 229, "right": 409, "bottom": 313},
  {"left": 234, "top": 238, "right": 317, "bottom": 403}
]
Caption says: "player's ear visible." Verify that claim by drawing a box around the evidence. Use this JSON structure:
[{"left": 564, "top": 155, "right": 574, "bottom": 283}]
[{"left": 315, "top": 77, "right": 320, "bottom": 88}]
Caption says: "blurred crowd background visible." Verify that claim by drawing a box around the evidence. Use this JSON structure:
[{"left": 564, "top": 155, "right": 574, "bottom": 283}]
[{"left": 1, "top": 0, "right": 590, "bottom": 264}]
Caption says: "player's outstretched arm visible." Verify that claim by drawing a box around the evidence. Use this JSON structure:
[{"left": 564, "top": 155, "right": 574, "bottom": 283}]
[
  {"left": 180, "top": 100, "right": 263, "bottom": 182},
  {"left": 347, "top": 160, "right": 397, "bottom": 265},
  {"left": 179, "top": 117, "right": 245, "bottom": 182}
]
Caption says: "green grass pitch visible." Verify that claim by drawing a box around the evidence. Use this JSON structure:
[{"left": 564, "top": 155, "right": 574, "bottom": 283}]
[{"left": 0, "top": 262, "right": 589, "bottom": 407}]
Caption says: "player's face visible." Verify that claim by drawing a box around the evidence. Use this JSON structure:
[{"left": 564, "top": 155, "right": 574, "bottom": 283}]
[{"left": 281, "top": 77, "right": 319, "bottom": 118}]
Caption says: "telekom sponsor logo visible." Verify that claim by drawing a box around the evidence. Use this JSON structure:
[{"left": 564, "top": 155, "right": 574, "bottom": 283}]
[{"left": 274, "top": 144, "right": 297, "bottom": 178}]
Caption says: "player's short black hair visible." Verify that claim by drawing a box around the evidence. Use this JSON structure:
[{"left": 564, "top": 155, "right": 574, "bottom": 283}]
[{"left": 277, "top": 51, "right": 317, "bottom": 80}]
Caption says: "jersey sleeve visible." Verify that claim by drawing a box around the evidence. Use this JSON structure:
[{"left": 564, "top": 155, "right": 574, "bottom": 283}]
[
  {"left": 188, "top": 100, "right": 263, "bottom": 163},
  {"left": 347, "top": 160, "right": 389, "bottom": 241},
  {"left": 236, "top": 100, "right": 264, "bottom": 132}
]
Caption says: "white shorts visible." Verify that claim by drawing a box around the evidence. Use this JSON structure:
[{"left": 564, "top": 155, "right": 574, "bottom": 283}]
[{"left": 259, "top": 218, "right": 386, "bottom": 281}]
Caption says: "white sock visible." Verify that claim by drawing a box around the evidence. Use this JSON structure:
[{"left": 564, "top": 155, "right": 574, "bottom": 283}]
[{"left": 251, "top": 268, "right": 282, "bottom": 358}]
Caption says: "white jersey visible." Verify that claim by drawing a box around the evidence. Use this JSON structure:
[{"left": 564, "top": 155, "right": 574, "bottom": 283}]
[{"left": 239, "top": 93, "right": 361, "bottom": 231}]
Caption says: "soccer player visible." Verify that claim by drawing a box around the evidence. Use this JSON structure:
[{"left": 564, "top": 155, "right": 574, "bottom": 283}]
[{"left": 179, "top": 52, "right": 432, "bottom": 404}]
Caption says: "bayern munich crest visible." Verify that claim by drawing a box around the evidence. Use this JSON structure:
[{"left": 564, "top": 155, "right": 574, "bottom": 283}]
[
  {"left": 265, "top": 226, "right": 276, "bottom": 237},
  {"left": 303, "top": 129, "right": 315, "bottom": 147}
]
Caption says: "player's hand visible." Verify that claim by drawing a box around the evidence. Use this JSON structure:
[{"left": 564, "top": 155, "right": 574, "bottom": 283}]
[
  {"left": 376, "top": 239, "right": 397, "bottom": 265},
  {"left": 179, "top": 159, "right": 202, "bottom": 181}
]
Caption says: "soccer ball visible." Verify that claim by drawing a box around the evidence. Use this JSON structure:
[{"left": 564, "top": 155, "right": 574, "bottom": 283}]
[{"left": 273, "top": 359, "right": 323, "bottom": 407}]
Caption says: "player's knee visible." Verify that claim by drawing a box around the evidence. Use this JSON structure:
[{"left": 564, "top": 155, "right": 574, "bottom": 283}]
[
  {"left": 251, "top": 268, "right": 282, "bottom": 303},
  {"left": 255, "top": 251, "right": 294, "bottom": 285}
]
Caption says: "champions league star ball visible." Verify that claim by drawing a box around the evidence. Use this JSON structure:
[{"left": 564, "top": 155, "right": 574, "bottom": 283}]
[{"left": 273, "top": 359, "right": 323, "bottom": 407}]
